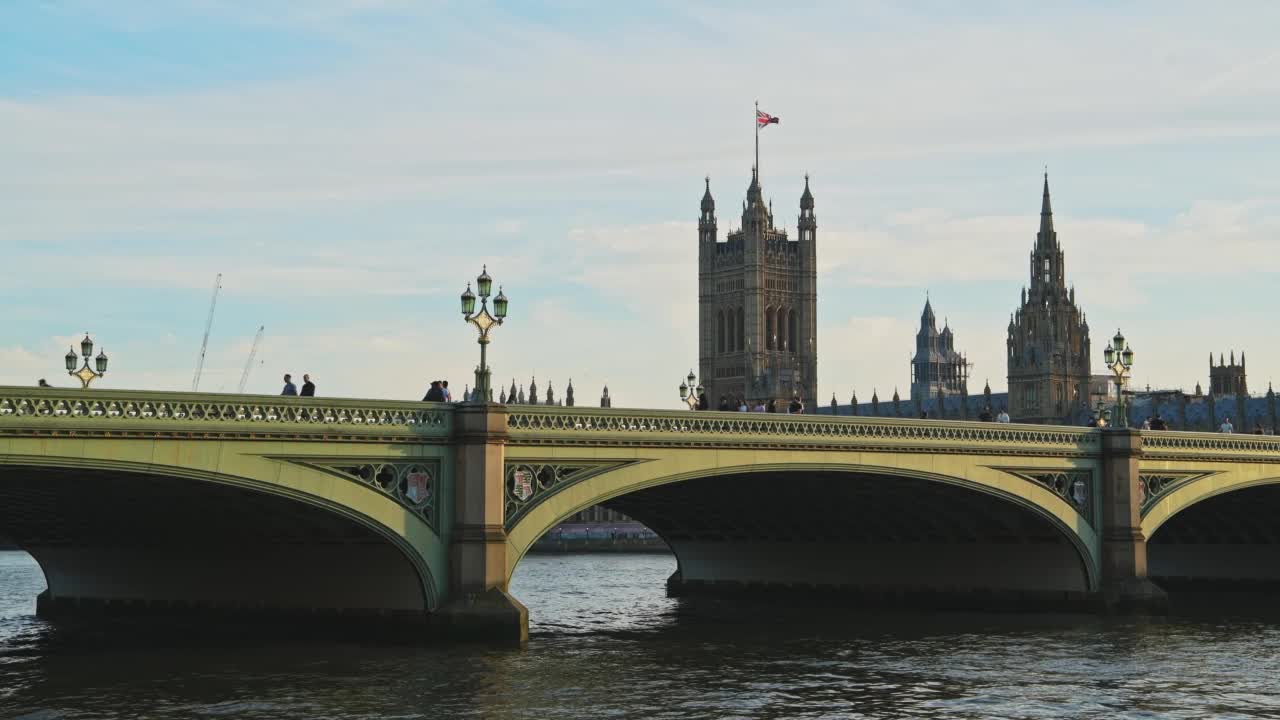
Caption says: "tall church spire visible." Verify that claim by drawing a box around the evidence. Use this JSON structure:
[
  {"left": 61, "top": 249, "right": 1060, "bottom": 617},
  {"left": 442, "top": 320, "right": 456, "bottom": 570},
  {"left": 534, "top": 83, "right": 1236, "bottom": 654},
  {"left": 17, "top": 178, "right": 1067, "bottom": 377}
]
[
  {"left": 1038, "top": 172, "right": 1056, "bottom": 248},
  {"left": 1008, "top": 170, "right": 1090, "bottom": 424}
]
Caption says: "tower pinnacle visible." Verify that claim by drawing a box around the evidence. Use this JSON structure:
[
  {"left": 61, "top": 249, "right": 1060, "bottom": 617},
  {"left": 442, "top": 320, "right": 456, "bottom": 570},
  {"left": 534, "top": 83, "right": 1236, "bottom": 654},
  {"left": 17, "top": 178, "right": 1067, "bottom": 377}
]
[{"left": 1039, "top": 172, "right": 1055, "bottom": 241}]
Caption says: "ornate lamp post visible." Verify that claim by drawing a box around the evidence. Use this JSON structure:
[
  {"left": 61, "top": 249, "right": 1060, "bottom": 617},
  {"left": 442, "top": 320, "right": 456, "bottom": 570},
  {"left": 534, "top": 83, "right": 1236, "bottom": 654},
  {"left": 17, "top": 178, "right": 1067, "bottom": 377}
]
[
  {"left": 65, "top": 333, "right": 109, "bottom": 388},
  {"left": 1103, "top": 328, "right": 1135, "bottom": 428},
  {"left": 460, "top": 266, "right": 508, "bottom": 402},
  {"left": 678, "top": 369, "right": 703, "bottom": 410}
]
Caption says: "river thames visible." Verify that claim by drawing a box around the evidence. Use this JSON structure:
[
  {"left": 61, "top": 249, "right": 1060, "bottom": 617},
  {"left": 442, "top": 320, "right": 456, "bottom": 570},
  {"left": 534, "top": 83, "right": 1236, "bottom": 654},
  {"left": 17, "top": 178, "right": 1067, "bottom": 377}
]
[{"left": 3, "top": 551, "right": 1280, "bottom": 718}]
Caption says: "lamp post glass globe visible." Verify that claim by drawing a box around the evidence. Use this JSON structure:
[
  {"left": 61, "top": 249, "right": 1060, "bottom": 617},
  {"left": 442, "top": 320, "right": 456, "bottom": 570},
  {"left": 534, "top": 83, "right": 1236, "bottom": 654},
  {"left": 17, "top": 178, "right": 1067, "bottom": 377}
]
[
  {"left": 95, "top": 350, "right": 109, "bottom": 374},
  {"left": 477, "top": 265, "right": 493, "bottom": 298},
  {"left": 80, "top": 334, "right": 93, "bottom": 359},
  {"left": 679, "top": 380, "right": 689, "bottom": 401},
  {"left": 1122, "top": 347, "right": 1134, "bottom": 368},
  {"left": 460, "top": 283, "right": 476, "bottom": 316},
  {"left": 1104, "top": 344, "right": 1115, "bottom": 366},
  {"left": 64, "top": 349, "right": 77, "bottom": 372},
  {"left": 493, "top": 287, "right": 508, "bottom": 319}
]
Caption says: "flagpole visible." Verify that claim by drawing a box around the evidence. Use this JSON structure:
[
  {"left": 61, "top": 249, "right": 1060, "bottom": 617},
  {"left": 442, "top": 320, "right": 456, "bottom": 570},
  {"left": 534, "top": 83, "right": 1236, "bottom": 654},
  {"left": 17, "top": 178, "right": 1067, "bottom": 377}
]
[{"left": 754, "top": 100, "right": 759, "bottom": 178}]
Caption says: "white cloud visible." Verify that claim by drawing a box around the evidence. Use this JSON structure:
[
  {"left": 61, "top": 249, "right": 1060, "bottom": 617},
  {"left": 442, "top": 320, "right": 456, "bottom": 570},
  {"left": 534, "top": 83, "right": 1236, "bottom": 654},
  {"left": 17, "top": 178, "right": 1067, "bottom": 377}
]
[{"left": 4, "top": 2, "right": 1280, "bottom": 406}]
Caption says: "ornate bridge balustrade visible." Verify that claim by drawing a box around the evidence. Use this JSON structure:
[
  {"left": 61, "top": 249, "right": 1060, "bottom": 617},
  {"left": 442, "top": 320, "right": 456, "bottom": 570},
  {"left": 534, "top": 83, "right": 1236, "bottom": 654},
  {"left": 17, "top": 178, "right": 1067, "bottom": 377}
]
[
  {"left": 6, "top": 389, "right": 1280, "bottom": 646},
  {"left": 0, "top": 387, "right": 452, "bottom": 439}
]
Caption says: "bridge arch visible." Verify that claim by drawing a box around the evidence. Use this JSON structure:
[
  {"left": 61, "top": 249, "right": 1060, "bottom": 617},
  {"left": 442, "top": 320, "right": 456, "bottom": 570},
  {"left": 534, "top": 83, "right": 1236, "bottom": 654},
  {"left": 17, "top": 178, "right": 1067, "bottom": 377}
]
[
  {"left": 0, "top": 453, "right": 444, "bottom": 616},
  {"left": 505, "top": 456, "right": 1100, "bottom": 600},
  {"left": 1143, "top": 470, "right": 1280, "bottom": 585}
]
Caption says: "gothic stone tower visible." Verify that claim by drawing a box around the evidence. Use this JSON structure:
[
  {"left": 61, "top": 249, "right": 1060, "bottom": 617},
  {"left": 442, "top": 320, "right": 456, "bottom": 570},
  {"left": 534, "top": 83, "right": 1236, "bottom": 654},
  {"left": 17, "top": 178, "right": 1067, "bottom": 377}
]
[
  {"left": 1007, "top": 174, "right": 1092, "bottom": 424},
  {"left": 1209, "top": 352, "right": 1247, "bottom": 396},
  {"left": 910, "top": 298, "right": 970, "bottom": 405},
  {"left": 698, "top": 170, "right": 817, "bottom": 408}
]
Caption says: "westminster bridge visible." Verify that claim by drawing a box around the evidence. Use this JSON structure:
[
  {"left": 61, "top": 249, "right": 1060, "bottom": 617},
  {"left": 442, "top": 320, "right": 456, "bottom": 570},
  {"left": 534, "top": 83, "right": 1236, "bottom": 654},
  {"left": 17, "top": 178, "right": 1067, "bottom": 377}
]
[{"left": 3, "top": 387, "right": 1280, "bottom": 645}]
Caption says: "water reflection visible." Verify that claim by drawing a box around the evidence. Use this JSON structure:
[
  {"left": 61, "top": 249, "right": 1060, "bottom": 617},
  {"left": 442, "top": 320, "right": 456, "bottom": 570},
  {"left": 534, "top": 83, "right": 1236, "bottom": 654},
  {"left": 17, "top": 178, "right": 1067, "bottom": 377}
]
[{"left": 3, "top": 551, "right": 1280, "bottom": 718}]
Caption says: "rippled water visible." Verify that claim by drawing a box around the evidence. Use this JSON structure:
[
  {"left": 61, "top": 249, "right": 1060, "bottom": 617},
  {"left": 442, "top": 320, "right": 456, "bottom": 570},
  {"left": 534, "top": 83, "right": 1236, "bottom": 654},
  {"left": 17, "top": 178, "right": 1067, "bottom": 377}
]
[{"left": 4, "top": 550, "right": 1280, "bottom": 718}]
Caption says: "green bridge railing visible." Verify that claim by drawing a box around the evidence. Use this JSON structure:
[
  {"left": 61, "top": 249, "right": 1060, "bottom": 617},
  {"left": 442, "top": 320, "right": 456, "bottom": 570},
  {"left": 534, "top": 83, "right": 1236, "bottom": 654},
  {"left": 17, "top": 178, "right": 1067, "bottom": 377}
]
[{"left": 0, "top": 386, "right": 452, "bottom": 441}]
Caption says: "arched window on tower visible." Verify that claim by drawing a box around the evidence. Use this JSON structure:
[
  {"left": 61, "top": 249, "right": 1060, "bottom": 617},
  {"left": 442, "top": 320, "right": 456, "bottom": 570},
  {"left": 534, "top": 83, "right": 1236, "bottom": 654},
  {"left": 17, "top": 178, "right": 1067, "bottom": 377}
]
[
  {"left": 773, "top": 307, "right": 783, "bottom": 351},
  {"left": 737, "top": 307, "right": 745, "bottom": 353},
  {"left": 727, "top": 311, "right": 736, "bottom": 353},
  {"left": 788, "top": 309, "right": 798, "bottom": 354},
  {"left": 766, "top": 308, "right": 775, "bottom": 350},
  {"left": 717, "top": 311, "right": 726, "bottom": 354}
]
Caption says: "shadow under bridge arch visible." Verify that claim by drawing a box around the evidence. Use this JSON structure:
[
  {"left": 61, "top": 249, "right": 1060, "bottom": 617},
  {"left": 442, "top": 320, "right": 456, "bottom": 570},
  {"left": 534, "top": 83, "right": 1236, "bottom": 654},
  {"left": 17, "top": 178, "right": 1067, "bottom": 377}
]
[
  {"left": 0, "top": 460, "right": 441, "bottom": 618},
  {"left": 507, "top": 463, "right": 1098, "bottom": 604}
]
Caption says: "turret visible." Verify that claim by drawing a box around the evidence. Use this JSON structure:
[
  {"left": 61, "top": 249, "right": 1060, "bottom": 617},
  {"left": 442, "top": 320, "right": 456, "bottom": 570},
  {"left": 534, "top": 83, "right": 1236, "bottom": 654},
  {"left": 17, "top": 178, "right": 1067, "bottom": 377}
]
[
  {"left": 566, "top": 379, "right": 575, "bottom": 407},
  {"left": 600, "top": 385, "right": 612, "bottom": 408},
  {"left": 920, "top": 297, "right": 936, "bottom": 331},
  {"left": 798, "top": 174, "right": 816, "bottom": 243},
  {"left": 528, "top": 377, "right": 539, "bottom": 405},
  {"left": 699, "top": 176, "right": 717, "bottom": 245}
]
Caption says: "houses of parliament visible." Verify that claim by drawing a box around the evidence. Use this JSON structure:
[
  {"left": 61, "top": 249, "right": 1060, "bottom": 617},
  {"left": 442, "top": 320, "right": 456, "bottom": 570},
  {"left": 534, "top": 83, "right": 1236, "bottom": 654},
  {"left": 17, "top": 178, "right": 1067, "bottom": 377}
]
[{"left": 695, "top": 163, "right": 1095, "bottom": 424}]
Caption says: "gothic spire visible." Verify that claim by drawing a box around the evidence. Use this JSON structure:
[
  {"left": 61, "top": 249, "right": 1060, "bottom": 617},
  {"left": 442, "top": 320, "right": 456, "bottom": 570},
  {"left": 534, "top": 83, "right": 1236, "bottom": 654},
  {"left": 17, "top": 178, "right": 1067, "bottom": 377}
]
[
  {"left": 921, "top": 297, "right": 936, "bottom": 329},
  {"left": 1038, "top": 172, "right": 1056, "bottom": 247},
  {"left": 701, "top": 176, "right": 715, "bottom": 213},
  {"left": 800, "top": 173, "right": 814, "bottom": 210},
  {"left": 747, "top": 165, "right": 761, "bottom": 200}
]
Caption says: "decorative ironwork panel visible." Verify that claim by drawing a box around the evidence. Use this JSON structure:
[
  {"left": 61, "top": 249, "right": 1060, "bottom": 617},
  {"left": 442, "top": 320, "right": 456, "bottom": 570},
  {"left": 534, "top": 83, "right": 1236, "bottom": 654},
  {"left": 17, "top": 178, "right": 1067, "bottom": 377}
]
[
  {"left": 1138, "top": 471, "right": 1218, "bottom": 514},
  {"left": 503, "top": 461, "right": 633, "bottom": 531},
  {"left": 0, "top": 387, "right": 450, "bottom": 440},
  {"left": 991, "top": 467, "right": 1095, "bottom": 527},
  {"left": 305, "top": 460, "right": 441, "bottom": 532}
]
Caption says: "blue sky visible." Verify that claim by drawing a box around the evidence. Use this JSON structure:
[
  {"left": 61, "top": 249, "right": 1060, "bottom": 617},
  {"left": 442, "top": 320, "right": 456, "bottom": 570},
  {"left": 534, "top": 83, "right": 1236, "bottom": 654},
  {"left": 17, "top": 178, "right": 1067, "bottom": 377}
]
[{"left": 2, "top": 1, "right": 1279, "bottom": 404}]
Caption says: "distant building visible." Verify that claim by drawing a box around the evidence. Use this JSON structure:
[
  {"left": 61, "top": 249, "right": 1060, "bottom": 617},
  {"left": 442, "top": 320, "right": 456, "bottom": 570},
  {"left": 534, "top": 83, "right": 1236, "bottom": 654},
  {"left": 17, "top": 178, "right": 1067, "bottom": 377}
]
[
  {"left": 1209, "top": 352, "right": 1247, "bottom": 397},
  {"left": 698, "top": 167, "right": 818, "bottom": 409},
  {"left": 910, "top": 298, "right": 969, "bottom": 405},
  {"left": 1007, "top": 174, "right": 1092, "bottom": 424}
]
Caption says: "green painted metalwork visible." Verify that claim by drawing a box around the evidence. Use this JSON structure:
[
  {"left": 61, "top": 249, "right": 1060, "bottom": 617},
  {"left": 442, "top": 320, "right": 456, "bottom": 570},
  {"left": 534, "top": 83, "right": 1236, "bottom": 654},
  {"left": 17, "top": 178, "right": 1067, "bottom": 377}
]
[
  {"left": 0, "top": 387, "right": 452, "bottom": 440},
  {"left": 295, "top": 458, "right": 443, "bottom": 532},
  {"left": 503, "top": 461, "right": 636, "bottom": 531}
]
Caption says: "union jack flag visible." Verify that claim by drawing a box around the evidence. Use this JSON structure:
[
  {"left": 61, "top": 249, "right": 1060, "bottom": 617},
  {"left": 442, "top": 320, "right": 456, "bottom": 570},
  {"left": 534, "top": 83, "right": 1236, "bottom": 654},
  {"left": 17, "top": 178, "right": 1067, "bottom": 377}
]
[{"left": 756, "top": 109, "right": 780, "bottom": 128}]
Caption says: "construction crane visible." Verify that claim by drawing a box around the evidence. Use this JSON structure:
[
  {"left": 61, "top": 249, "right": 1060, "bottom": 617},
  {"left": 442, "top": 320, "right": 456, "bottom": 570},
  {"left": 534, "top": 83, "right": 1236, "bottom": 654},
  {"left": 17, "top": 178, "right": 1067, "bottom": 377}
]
[
  {"left": 237, "top": 326, "right": 265, "bottom": 393},
  {"left": 191, "top": 273, "right": 222, "bottom": 392}
]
